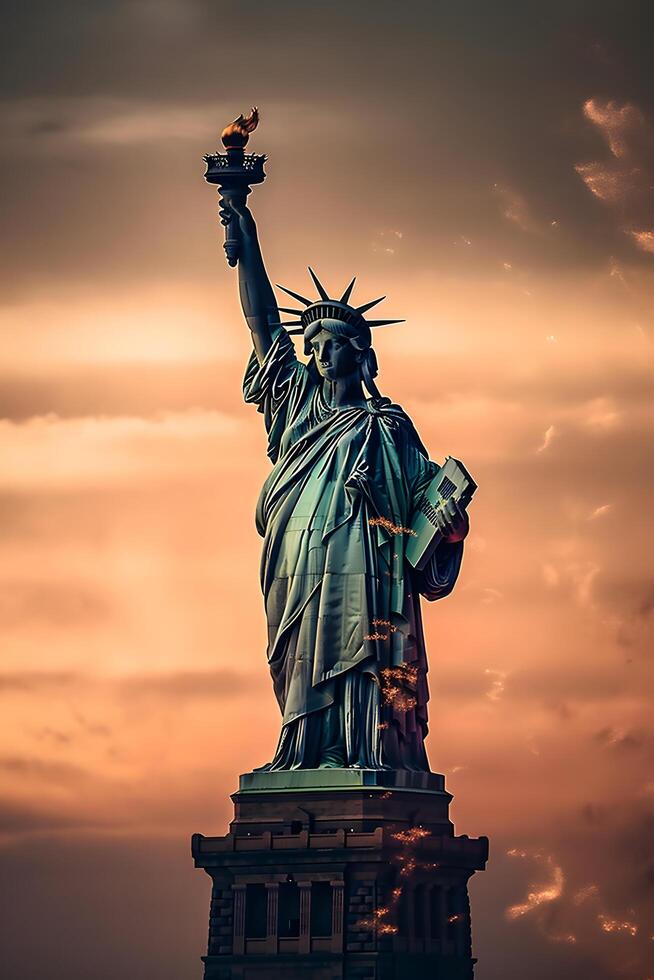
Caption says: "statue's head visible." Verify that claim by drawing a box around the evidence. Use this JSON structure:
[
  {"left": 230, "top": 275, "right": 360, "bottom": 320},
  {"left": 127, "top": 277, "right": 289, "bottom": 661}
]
[
  {"left": 304, "top": 316, "right": 378, "bottom": 390},
  {"left": 275, "top": 269, "right": 404, "bottom": 400}
]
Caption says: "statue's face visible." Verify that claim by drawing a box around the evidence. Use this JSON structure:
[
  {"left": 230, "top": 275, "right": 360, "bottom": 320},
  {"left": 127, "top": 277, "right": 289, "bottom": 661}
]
[{"left": 310, "top": 328, "right": 361, "bottom": 381}]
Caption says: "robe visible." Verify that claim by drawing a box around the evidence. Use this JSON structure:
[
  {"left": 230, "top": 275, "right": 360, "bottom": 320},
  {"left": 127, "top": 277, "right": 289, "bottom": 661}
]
[{"left": 243, "top": 331, "right": 463, "bottom": 770}]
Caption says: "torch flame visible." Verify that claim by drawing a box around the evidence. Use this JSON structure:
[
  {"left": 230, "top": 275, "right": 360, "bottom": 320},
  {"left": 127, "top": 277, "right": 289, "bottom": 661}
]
[{"left": 221, "top": 107, "right": 259, "bottom": 148}]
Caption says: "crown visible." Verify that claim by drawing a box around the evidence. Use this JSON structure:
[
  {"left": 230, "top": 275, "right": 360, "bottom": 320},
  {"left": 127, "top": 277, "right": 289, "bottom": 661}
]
[{"left": 274, "top": 268, "right": 404, "bottom": 336}]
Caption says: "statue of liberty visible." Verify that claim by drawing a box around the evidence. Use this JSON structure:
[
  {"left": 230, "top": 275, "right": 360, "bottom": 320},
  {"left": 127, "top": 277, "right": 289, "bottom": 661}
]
[{"left": 214, "top": 113, "right": 470, "bottom": 774}]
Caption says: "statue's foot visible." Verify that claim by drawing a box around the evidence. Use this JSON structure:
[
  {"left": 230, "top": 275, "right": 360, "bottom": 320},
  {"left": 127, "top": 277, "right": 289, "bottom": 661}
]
[{"left": 317, "top": 752, "right": 346, "bottom": 768}]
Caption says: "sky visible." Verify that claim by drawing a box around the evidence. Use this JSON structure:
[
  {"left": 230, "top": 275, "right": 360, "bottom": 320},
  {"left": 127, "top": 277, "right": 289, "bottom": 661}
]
[{"left": 0, "top": 1, "right": 653, "bottom": 977}]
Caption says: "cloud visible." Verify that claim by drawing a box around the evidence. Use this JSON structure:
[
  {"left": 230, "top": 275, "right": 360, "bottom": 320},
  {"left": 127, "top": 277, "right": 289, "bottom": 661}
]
[
  {"left": 636, "top": 586, "right": 654, "bottom": 619},
  {"left": 71, "top": 711, "right": 111, "bottom": 738},
  {"left": 536, "top": 424, "right": 557, "bottom": 453},
  {"left": 485, "top": 668, "right": 507, "bottom": 701},
  {"left": 576, "top": 98, "right": 654, "bottom": 254},
  {"left": 33, "top": 727, "right": 72, "bottom": 746},
  {"left": 0, "top": 755, "right": 90, "bottom": 784},
  {"left": 506, "top": 850, "right": 565, "bottom": 922},
  {"left": 501, "top": 664, "right": 629, "bottom": 704},
  {"left": 582, "top": 99, "right": 649, "bottom": 162},
  {"left": 118, "top": 670, "right": 262, "bottom": 700},
  {"left": 569, "top": 562, "right": 601, "bottom": 609},
  {"left": 630, "top": 230, "right": 654, "bottom": 254},
  {"left": 0, "top": 670, "right": 261, "bottom": 702},
  {"left": 0, "top": 580, "right": 113, "bottom": 629},
  {"left": 0, "top": 361, "right": 244, "bottom": 422},
  {"left": 2, "top": 96, "right": 230, "bottom": 150},
  {"left": 0, "top": 671, "right": 80, "bottom": 692},
  {"left": 588, "top": 503, "right": 611, "bottom": 520},
  {"left": 0, "top": 410, "right": 243, "bottom": 491},
  {"left": 574, "top": 162, "right": 634, "bottom": 204},
  {"left": 502, "top": 829, "right": 654, "bottom": 975},
  {"left": 593, "top": 727, "right": 647, "bottom": 753},
  {"left": 493, "top": 183, "right": 553, "bottom": 235},
  {"left": 0, "top": 797, "right": 96, "bottom": 835}
]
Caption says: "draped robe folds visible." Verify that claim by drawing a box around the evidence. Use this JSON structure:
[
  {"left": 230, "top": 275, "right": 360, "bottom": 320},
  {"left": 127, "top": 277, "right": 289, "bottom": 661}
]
[{"left": 243, "top": 331, "right": 463, "bottom": 771}]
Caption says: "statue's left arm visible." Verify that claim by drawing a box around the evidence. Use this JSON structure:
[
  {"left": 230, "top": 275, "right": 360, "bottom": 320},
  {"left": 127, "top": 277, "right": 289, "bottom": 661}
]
[
  {"left": 416, "top": 535, "right": 465, "bottom": 602},
  {"left": 406, "top": 441, "right": 468, "bottom": 602}
]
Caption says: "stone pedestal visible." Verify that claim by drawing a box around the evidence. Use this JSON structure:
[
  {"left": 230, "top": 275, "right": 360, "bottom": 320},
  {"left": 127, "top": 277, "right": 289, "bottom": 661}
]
[{"left": 192, "top": 770, "right": 488, "bottom": 979}]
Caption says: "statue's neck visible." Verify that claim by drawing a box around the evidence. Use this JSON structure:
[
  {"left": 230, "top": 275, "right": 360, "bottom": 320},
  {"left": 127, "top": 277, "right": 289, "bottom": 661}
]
[{"left": 324, "top": 372, "right": 367, "bottom": 409}]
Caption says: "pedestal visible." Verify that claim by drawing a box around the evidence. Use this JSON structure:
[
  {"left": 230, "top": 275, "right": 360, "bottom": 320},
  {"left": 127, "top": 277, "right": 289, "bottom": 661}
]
[{"left": 192, "top": 770, "right": 488, "bottom": 979}]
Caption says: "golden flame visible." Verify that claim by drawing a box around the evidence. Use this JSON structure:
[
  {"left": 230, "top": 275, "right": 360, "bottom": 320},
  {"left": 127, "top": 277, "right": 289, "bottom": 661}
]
[
  {"left": 506, "top": 855, "right": 564, "bottom": 920},
  {"left": 221, "top": 107, "right": 259, "bottom": 148},
  {"left": 598, "top": 913, "right": 638, "bottom": 936}
]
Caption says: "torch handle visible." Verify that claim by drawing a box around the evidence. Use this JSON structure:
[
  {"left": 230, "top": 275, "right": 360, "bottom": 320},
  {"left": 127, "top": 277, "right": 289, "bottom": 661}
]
[
  {"left": 223, "top": 221, "right": 240, "bottom": 268},
  {"left": 218, "top": 183, "right": 252, "bottom": 268}
]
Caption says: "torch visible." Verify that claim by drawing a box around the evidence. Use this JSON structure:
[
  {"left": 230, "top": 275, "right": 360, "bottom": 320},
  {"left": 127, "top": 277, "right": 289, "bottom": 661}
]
[{"left": 203, "top": 107, "right": 266, "bottom": 266}]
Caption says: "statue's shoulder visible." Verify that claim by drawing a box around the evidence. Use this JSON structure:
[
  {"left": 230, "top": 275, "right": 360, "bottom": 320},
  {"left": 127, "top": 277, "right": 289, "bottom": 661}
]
[
  {"left": 368, "top": 398, "right": 428, "bottom": 454},
  {"left": 368, "top": 397, "right": 412, "bottom": 425}
]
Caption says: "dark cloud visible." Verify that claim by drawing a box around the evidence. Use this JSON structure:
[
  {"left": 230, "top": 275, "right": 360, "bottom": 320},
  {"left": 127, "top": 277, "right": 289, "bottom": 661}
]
[
  {"left": 0, "top": 580, "right": 113, "bottom": 629},
  {"left": 575, "top": 96, "right": 654, "bottom": 249},
  {"left": 71, "top": 711, "right": 111, "bottom": 738},
  {"left": 593, "top": 726, "right": 648, "bottom": 752},
  {"left": 33, "top": 727, "right": 72, "bottom": 745},
  {"left": 0, "top": 754, "right": 89, "bottom": 783},
  {"left": 0, "top": 671, "right": 80, "bottom": 692},
  {"left": 119, "top": 669, "right": 264, "bottom": 700},
  {"left": 0, "top": 361, "right": 241, "bottom": 421},
  {"left": 608, "top": 808, "right": 654, "bottom": 893},
  {"left": 0, "top": 797, "right": 93, "bottom": 835},
  {"left": 0, "top": 833, "right": 209, "bottom": 980},
  {"left": 580, "top": 802, "right": 608, "bottom": 826},
  {"left": 0, "top": 669, "right": 261, "bottom": 701},
  {"left": 636, "top": 584, "right": 654, "bottom": 618},
  {"left": 1, "top": 2, "right": 653, "bottom": 299}
]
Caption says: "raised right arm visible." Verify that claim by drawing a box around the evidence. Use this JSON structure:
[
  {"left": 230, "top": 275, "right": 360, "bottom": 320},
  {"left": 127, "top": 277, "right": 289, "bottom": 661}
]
[{"left": 219, "top": 191, "right": 280, "bottom": 363}]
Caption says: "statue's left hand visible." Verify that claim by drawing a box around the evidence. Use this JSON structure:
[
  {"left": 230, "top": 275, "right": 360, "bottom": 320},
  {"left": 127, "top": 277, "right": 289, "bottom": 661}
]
[{"left": 436, "top": 498, "right": 469, "bottom": 544}]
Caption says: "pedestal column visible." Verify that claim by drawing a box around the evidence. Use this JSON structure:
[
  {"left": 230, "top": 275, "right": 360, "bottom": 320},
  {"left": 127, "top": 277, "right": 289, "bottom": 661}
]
[
  {"left": 439, "top": 884, "right": 449, "bottom": 954},
  {"left": 298, "top": 880, "right": 311, "bottom": 954},
  {"left": 265, "top": 882, "right": 279, "bottom": 954},
  {"left": 330, "top": 879, "right": 344, "bottom": 953},
  {"left": 231, "top": 883, "right": 246, "bottom": 955}
]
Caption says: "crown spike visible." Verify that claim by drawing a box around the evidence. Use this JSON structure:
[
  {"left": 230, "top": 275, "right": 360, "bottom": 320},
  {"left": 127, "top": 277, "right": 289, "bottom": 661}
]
[
  {"left": 307, "top": 267, "right": 329, "bottom": 301},
  {"left": 279, "top": 319, "right": 304, "bottom": 327},
  {"left": 285, "top": 327, "right": 304, "bottom": 335},
  {"left": 277, "top": 306, "right": 305, "bottom": 316},
  {"left": 276, "top": 284, "right": 312, "bottom": 306},
  {"left": 356, "top": 295, "right": 386, "bottom": 315},
  {"left": 366, "top": 318, "right": 405, "bottom": 327},
  {"left": 339, "top": 276, "right": 357, "bottom": 304}
]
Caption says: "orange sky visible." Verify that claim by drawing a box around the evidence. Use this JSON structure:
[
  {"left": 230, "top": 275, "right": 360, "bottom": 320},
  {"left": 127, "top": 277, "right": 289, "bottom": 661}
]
[{"left": 1, "top": 4, "right": 653, "bottom": 979}]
